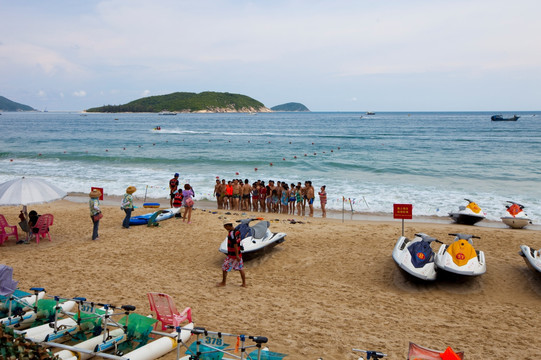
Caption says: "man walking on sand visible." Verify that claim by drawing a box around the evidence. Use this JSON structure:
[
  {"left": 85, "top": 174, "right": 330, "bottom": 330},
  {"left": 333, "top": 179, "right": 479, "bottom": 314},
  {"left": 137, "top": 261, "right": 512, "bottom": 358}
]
[{"left": 217, "top": 222, "right": 247, "bottom": 287}]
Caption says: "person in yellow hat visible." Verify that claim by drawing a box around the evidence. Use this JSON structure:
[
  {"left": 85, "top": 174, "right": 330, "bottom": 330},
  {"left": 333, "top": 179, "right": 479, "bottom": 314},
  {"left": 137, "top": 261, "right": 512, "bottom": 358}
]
[
  {"left": 89, "top": 189, "right": 102, "bottom": 240},
  {"left": 121, "top": 186, "right": 136, "bottom": 229}
]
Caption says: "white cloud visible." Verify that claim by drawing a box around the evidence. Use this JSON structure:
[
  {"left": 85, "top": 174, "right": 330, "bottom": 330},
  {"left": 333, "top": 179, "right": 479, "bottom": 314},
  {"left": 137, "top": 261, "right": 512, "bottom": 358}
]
[
  {"left": 73, "top": 90, "right": 87, "bottom": 97},
  {"left": 142, "top": 90, "right": 151, "bottom": 97},
  {"left": 37, "top": 90, "right": 46, "bottom": 97}
]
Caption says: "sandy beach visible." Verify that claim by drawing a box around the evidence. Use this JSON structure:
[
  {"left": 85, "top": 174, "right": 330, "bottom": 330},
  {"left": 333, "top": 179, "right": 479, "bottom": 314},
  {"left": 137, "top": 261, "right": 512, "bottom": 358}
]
[{"left": 1, "top": 197, "right": 540, "bottom": 359}]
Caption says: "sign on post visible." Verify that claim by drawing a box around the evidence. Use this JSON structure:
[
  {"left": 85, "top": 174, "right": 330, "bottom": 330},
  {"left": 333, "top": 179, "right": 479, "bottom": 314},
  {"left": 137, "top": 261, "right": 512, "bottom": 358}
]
[{"left": 393, "top": 204, "right": 413, "bottom": 236}]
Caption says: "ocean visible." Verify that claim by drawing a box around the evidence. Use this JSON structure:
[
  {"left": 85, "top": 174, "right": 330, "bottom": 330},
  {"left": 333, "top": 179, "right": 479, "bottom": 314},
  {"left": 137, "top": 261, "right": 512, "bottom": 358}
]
[{"left": 1, "top": 111, "right": 540, "bottom": 223}]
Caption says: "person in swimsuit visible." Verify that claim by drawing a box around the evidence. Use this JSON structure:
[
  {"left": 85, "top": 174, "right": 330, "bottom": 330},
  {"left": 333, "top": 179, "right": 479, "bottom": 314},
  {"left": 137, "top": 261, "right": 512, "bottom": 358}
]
[
  {"left": 280, "top": 183, "right": 289, "bottom": 214},
  {"left": 295, "top": 185, "right": 303, "bottom": 216},
  {"left": 259, "top": 181, "right": 266, "bottom": 212},
  {"left": 242, "top": 179, "right": 252, "bottom": 211},
  {"left": 214, "top": 179, "right": 222, "bottom": 209},
  {"left": 169, "top": 173, "right": 180, "bottom": 208},
  {"left": 232, "top": 180, "right": 241, "bottom": 210},
  {"left": 251, "top": 182, "right": 259, "bottom": 212},
  {"left": 289, "top": 183, "right": 296, "bottom": 214},
  {"left": 306, "top": 181, "right": 315, "bottom": 217},
  {"left": 318, "top": 185, "right": 327, "bottom": 218}
]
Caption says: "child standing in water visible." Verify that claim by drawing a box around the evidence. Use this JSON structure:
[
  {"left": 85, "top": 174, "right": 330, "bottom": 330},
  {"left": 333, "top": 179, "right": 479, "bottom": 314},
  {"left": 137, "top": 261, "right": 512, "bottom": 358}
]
[{"left": 318, "top": 185, "right": 327, "bottom": 218}]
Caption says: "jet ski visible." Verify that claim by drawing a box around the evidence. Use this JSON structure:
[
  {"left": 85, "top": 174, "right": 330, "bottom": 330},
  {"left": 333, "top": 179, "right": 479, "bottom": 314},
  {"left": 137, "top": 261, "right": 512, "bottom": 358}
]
[
  {"left": 219, "top": 219, "right": 286, "bottom": 257},
  {"left": 434, "top": 233, "right": 486, "bottom": 276},
  {"left": 501, "top": 201, "right": 532, "bottom": 229},
  {"left": 392, "top": 233, "right": 441, "bottom": 281},
  {"left": 518, "top": 245, "right": 541, "bottom": 274},
  {"left": 449, "top": 199, "right": 485, "bottom": 225}
]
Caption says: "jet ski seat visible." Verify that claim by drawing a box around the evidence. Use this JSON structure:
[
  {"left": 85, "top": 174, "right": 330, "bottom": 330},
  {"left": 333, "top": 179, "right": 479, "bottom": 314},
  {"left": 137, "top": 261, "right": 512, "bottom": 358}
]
[
  {"left": 408, "top": 241, "right": 434, "bottom": 268},
  {"left": 251, "top": 221, "right": 270, "bottom": 239}
]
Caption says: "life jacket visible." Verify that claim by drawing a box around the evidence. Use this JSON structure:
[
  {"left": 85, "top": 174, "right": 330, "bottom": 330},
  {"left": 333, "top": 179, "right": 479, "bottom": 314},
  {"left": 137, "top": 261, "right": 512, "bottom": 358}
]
[
  {"left": 169, "top": 178, "right": 179, "bottom": 192},
  {"left": 227, "top": 230, "right": 242, "bottom": 256},
  {"left": 172, "top": 192, "right": 183, "bottom": 208}
]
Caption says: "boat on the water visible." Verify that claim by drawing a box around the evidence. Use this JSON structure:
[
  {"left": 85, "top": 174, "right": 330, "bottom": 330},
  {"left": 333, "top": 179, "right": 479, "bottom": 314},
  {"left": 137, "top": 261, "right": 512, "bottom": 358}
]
[
  {"left": 366, "top": 111, "right": 375, "bottom": 115},
  {"left": 158, "top": 111, "right": 176, "bottom": 115},
  {"left": 491, "top": 114, "right": 519, "bottom": 121},
  {"left": 501, "top": 201, "right": 532, "bottom": 229}
]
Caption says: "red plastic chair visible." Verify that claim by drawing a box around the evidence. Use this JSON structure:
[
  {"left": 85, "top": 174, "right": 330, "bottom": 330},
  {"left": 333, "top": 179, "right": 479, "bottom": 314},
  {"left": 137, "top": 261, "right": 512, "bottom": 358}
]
[
  {"left": 34, "top": 214, "right": 53, "bottom": 244},
  {"left": 0, "top": 214, "right": 18, "bottom": 244},
  {"left": 147, "top": 292, "right": 192, "bottom": 331}
]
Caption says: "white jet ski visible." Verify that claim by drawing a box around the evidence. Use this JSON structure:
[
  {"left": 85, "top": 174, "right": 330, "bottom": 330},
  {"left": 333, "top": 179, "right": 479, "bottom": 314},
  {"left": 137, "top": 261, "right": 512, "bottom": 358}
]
[
  {"left": 449, "top": 199, "right": 485, "bottom": 225},
  {"left": 518, "top": 245, "right": 541, "bottom": 274},
  {"left": 392, "top": 233, "right": 441, "bottom": 281},
  {"left": 219, "top": 219, "right": 286, "bottom": 257},
  {"left": 434, "top": 233, "right": 486, "bottom": 276},
  {"left": 501, "top": 201, "right": 532, "bottom": 229}
]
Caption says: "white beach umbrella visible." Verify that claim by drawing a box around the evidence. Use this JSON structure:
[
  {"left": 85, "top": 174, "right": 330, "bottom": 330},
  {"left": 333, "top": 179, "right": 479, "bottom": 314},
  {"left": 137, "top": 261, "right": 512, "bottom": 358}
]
[{"left": 0, "top": 177, "right": 67, "bottom": 206}]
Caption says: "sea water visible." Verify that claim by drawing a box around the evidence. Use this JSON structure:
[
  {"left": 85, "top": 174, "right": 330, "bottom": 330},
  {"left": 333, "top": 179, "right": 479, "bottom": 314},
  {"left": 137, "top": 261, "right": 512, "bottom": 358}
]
[{"left": 1, "top": 111, "right": 540, "bottom": 222}]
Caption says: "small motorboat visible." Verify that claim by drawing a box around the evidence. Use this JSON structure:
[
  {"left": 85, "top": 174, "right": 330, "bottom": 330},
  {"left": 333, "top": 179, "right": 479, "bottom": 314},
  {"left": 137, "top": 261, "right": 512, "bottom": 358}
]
[
  {"left": 129, "top": 208, "right": 180, "bottom": 226},
  {"left": 219, "top": 219, "right": 286, "bottom": 257},
  {"left": 491, "top": 114, "right": 519, "bottom": 121},
  {"left": 501, "top": 201, "right": 532, "bottom": 229},
  {"left": 449, "top": 199, "right": 485, "bottom": 225},
  {"left": 392, "top": 233, "right": 441, "bottom": 281},
  {"left": 434, "top": 233, "right": 486, "bottom": 276},
  {"left": 518, "top": 245, "right": 541, "bottom": 274}
]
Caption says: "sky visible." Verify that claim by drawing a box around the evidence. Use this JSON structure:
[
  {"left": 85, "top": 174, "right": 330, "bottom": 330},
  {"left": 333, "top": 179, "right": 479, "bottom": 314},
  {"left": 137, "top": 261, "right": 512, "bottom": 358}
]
[{"left": 1, "top": 0, "right": 540, "bottom": 112}]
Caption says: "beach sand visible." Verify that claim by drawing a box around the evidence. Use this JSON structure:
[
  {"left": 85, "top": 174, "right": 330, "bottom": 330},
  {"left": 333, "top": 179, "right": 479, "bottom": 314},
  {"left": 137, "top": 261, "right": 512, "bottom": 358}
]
[{"left": 1, "top": 197, "right": 540, "bottom": 359}]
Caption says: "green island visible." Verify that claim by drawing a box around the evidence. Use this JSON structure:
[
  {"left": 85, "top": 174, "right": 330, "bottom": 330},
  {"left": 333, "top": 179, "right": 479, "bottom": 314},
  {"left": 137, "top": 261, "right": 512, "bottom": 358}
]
[
  {"left": 0, "top": 95, "right": 35, "bottom": 112},
  {"left": 86, "top": 91, "right": 270, "bottom": 113},
  {"left": 271, "top": 102, "right": 310, "bottom": 112}
]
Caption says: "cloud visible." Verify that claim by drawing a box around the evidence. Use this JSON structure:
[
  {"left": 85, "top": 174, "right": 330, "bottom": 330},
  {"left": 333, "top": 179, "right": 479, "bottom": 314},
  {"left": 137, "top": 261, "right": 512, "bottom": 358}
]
[
  {"left": 37, "top": 90, "right": 46, "bottom": 97},
  {"left": 73, "top": 90, "right": 87, "bottom": 97},
  {"left": 142, "top": 89, "right": 151, "bottom": 97}
]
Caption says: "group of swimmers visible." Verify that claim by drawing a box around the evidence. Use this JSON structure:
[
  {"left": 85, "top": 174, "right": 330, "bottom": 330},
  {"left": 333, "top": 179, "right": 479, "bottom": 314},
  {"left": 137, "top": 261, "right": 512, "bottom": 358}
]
[{"left": 213, "top": 179, "right": 327, "bottom": 217}]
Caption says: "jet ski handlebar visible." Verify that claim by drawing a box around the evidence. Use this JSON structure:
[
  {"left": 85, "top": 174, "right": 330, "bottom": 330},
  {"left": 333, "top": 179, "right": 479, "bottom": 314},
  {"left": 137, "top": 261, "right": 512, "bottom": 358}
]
[
  {"left": 352, "top": 349, "right": 387, "bottom": 359},
  {"left": 415, "top": 233, "right": 443, "bottom": 244},
  {"left": 448, "top": 233, "right": 480, "bottom": 239}
]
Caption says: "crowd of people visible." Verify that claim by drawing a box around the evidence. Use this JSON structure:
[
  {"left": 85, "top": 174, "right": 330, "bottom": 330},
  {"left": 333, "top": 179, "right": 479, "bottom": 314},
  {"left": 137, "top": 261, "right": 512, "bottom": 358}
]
[{"left": 213, "top": 178, "right": 327, "bottom": 217}]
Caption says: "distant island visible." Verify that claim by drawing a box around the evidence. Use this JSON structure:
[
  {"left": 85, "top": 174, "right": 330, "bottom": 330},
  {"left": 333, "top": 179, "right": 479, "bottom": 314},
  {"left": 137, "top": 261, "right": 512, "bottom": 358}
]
[
  {"left": 271, "top": 102, "right": 310, "bottom": 112},
  {"left": 0, "top": 96, "right": 35, "bottom": 112},
  {"left": 86, "top": 91, "right": 271, "bottom": 113}
]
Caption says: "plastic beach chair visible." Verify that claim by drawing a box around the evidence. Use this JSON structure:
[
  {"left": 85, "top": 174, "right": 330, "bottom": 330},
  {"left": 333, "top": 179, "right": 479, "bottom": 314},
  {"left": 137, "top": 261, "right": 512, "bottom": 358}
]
[
  {"left": 0, "top": 265, "right": 19, "bottom": 297},
  {"left": 0, "top": 214, "right": 19, "bottom": 244},
  {"left": 34, "top": 214, "right": 53, "bottom": 244},
  {"left": 147, "top": 292, "right": 192, "bottom": 331}
]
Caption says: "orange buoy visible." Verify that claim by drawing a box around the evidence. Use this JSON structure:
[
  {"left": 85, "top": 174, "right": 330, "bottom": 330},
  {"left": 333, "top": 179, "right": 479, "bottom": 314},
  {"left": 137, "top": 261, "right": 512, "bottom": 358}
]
[
  {"left": 282, "top": 158, "right": 286, "bottom": 160},
  {"left": 270, "top": 162, "right": 273, "bottom": 166},
  {"left": 235, "top": 172, "right": 239, "bottom": 175},
  {"left": 254, "top": 168, "right": 258, "bottom": 171},
  {"left": 293, "top": 156, "right": 297, "bottom": 159}
]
